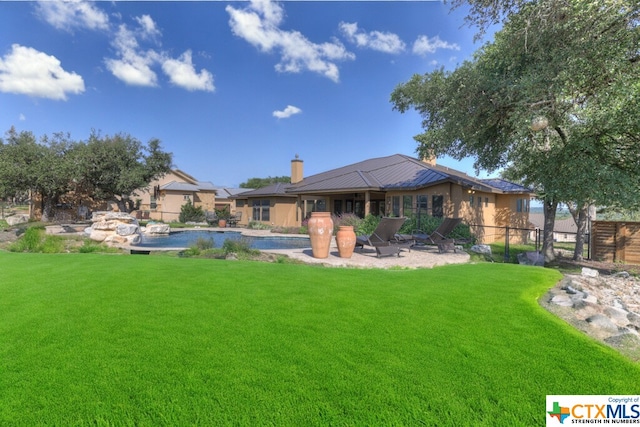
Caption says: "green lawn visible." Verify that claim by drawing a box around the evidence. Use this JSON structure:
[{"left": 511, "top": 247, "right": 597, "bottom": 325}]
[{"left": 1, "top": 253, "right": 639, "bottom": 426}]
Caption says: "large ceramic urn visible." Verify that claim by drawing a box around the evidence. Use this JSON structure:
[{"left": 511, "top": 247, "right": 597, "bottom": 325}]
[
  {"left": 308, "top": 212, "right": 334, "bottom": 259},
  {"left": 335, "top": 226, "right": 356, "bottom": 258}
]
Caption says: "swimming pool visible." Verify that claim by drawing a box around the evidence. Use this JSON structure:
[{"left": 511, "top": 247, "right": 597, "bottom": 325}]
[{"left": 133, "top": 230, "right": 311, "bottom": 250}]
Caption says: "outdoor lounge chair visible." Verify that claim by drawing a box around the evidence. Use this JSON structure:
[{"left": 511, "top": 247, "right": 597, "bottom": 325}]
[
  {"left": 409, "top": 217, "right": 463, "bottom": 253},
  {"left": 355, "top": 217, "right": 415, "bottom": 257},
  {"left": 228, "top": 212, "right": 242, "bottom": 227}
]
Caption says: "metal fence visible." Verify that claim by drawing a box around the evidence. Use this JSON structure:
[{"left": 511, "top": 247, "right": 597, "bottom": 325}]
[{"left": 465, "top": 223, "right": 591, "bottom": 262}]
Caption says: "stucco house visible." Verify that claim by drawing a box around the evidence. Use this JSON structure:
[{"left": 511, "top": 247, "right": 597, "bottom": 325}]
[
  {"left": 134, "top": 169, "right": 217, "bottom": 222},
  {"left": 235, "top": 154, "right": 533, "bottom": 243}
]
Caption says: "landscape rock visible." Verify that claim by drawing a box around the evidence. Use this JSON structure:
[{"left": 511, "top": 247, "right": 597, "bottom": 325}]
[
  {"left": 586, "top": 314, "right": 620, "bottom": 333},
  {"left": 5, "top": 214, "right": 29, "bottom": 226},
  {"left": 544, "top": 271, "right": 640, "bottom": 359},
  {"left": 470, "top": 244, "right": 492, "bottom": 255},
  {"left": 517, "top": 251, "right": 545, "bottom": 266},
  {"left": 87, "top": 211, "right": 140, "bottom": 244},
  {"left": 144, "top": 223, "right": 170, "bottom": 235},
  {"left": 582, "top": 267, "right": 599, "bottom": 278}
]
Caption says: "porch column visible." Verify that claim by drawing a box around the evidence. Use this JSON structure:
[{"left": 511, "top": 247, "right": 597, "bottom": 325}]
[{"left": 364, "top": 191, "right": 371, "bottom": 216}]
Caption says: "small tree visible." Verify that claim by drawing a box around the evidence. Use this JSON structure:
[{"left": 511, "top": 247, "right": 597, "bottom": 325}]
[{"left": 179, "top": 200, "right": 205, "bottom": 223}]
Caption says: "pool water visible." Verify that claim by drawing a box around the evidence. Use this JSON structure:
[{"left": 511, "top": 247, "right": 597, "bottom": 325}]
[{"left": 134, "top": 230, "right": 311, "bottom": 250}]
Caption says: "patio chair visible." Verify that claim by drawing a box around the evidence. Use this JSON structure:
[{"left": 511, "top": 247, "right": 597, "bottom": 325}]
[
  {"left": 228, "top": 212, "right": 242, "bottom": 227},
  {"left": 355, "top": 217, "right": 415, "bottom": 257},
  {"left": 205, "top": 210, "right": 218, "bottom": 226},
  {"left": 409, "top": 217, "right": 463, "bottom": 253}
]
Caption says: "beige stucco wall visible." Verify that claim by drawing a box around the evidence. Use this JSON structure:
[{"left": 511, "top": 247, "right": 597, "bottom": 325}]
[
  {"left": 134, "top": 171, "right": 216, "bottom": 222},
  {"left": 241, "top": 197, "right": 298, "bottom": 227}
]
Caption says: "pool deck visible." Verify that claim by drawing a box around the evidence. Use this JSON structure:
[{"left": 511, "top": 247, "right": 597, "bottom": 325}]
[{"left": 197, "top": 227, "right": 470, "bottom": 269}]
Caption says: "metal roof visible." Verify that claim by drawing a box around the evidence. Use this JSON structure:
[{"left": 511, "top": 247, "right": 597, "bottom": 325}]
[
  {"left": 162, "top": 180, "right": 216, "bottom": 192},
  {"left": 234, "top": 182, "right": 297, "bottom": 198},
  {"left": 285, "top": 154, "right": 531, "bottom": 195},
  {"left": 480, "top": 178, "right": 531, "bottom": 193}
]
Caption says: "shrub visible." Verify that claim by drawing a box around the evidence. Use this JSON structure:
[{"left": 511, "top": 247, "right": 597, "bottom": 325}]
[
  {"left": 222, "top": 238, "right": 258, "bottom": 256},
  {"left": 248, "top": 220, "right": 271, "bottom": 230},
  {"left": 332, "top": 213, "right": 362, "bottom": 234},
  {"left": 179, "top": 200, "right": 205, "bottom": 223},
  {"left": 356, "top": 214, "right": 380, "bottom": 236},
  {"left": 194, "top": 237, "right": 214, "bottom": 250},
  {"left": 9, "top": 227, "right": 64, "bottom": 253}
]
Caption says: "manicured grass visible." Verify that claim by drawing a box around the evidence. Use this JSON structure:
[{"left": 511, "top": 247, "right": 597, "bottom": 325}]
[{"left": 1, "top": 254, "right": 639, "bottom": 425}]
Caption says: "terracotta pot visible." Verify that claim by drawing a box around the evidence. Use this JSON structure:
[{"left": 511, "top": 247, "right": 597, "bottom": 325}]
[
  {"left": 218, "top": 219, "right": 227, "bottom": 228},
  {"left": 335, "top": 226, "right": 356, "bottom": 258},
  {"left": 308, "top": 212, "right": 333, "bottom": 259}
]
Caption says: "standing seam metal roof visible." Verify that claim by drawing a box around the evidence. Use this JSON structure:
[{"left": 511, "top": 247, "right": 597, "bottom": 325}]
[{"left": 285, "top": 154, "right": 531, "bottom": 194}]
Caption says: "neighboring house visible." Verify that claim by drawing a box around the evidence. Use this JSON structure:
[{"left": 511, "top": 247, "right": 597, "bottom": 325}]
[
  {"left": 134, "top": 169, "right": 217, "bottom": 222},
  {"left": 214, "top": 187, "right": 254, "bottom": 224},
  {"left": 236, "top": 154, "right": 533, "bottom": 243},
  {"left": 528, "top": 213, "right": 578, "bottom": 242}
]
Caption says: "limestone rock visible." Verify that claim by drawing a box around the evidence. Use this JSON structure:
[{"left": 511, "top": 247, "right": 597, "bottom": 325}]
[
  {"left": 517, "top": 251, "right": 545, "bottom": 266},
  {"left": 582, "top": 267, "right": 599, "bottom": 278},
  {"left": 116, "top": 223, "right": 139, "bottom": 236},
  {"left": 6, "top": 214, "right": 29, "bottom": 226},
  {"left": 145, "top": 223, "right": 170, "bottom": 235},
  {"left": 586, "top": 314, "right": 619, "bottom": 333},
  {"left": 470, "top": 244, "right": 492, "bottom": 255},
  {"left": 87, "top": 211, "right": 140, "bottom": 245}
]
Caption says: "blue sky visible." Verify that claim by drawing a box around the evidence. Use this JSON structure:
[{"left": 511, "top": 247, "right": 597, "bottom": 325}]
[{"left": 0, "top": 1, "right": 497, "bottom": 188}]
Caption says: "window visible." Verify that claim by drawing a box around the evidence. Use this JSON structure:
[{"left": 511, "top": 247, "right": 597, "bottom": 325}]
[
  {"left": 150, "top": 196, "right": 157, "bottom": 210},
  {"left": 417, "top": 195, "right": 428, "bottom": 212},
  {"left": 403, "top": 195, "right": 413, "bottom": 216},
  {"left": 516, "top": 198, "right": 530, "bottom": 213},
  {"left": 469, "top": 195, "right": 474, "bottom": 207},
  {"left": 236, "top": 199, "right": 245, "bottom": 208},
  {"left": 334, "top": 200, "right": 343, "bottom": 215},
  {"left": 392, "top": 196, "right": 400, "bottom": 217},
  {"left": 485, "top": 197, "right": 489, "bottom": 207},
  {"left": 252, "top": 199, "right": 271, "bottom": 221},
  {"left": 183, "top": 195, "right": 191, "bottom": 201},
  {"left": 432, "top": 195, "right": 444, "bottom": 218}
]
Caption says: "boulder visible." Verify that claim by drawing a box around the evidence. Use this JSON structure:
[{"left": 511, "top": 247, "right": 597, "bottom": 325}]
[
  {"left": 517, "top": 251, "right": 545, "bottom": 266},
  {"left": 586, "top": 314, "right": 619, "bottom": 333},
  {"left": 116, "top": 223, "right": 139, "bottom": 236},
  {"left": 470, "top": 244, "right": 492, "bottom": 255},
  {"left": 145, "top": 223, "right": 170, "bottom": 235},
  {"left": 582, "top": 267, "right": 599, "bottom": 278},
  {"left": 6, "top": 214, "right": 29, "bottom": 226},
  {"left": 86, "top": 211, "right": 140, "bottom": 245}
]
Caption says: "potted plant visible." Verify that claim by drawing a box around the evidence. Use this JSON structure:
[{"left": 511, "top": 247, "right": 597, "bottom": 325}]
[{"left": 215, "top": 206, "right": 231, "bottom": 228}]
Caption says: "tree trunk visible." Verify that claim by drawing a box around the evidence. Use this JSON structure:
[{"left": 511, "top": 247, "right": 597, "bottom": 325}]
[
  {"left": 41, "top": 197, "right": 53, "bottom": 223},
  {"left": 567, "top": 202, "right": 589, "bottom": 261},
  {"left": 542, "top": 199, "right": 558, "bottom": 262}
]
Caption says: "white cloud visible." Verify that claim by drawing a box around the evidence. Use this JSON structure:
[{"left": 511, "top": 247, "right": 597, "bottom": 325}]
[
  {"left": 162, "top": 50, "right": 215, "bottom": 92},
  {"left": 273, "top": 105, "right": 302, "bottom": 119},
  {"left": 412, "top": 35, "right": 460, "bottom": 56},
  {"left": 105, "top": 17, "right": 214, "bottom": 92},
  {"left": 135, "top": 15, "right": 162, "bottom": 41},
  {"left": 226, "top": 0, "right": 354, "bottom": 82},
  {"left": 19, "top": 113, "right": 26, "bottom": 121},
  {"left": 35, "top": 0, "right": 110, "bottom": 32},
  {"left": 339, "top": 22, "right": 405, "bottom": 54},
  {"left": 105, "top": 24, "right": 159, "bottom": 87},
  {"left": 0, "top": 44, "right": 85, "bottom": 100}
]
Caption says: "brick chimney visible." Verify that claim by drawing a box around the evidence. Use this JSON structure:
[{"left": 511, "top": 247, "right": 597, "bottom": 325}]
[
  {"left": 291, "top": 154, "right": 303, "bottom": 184},
  {"left": 422, "top": 152, "right": 436, "bottom": 166}
]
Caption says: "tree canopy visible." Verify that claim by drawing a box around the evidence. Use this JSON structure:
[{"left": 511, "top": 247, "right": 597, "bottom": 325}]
[
  {"left": 240, "top": 176, "right": 290, "bottom": 189},
  {"left": 0, "top": 127, "right": 173, "bottom": 219},
  {"left": 391, "top": 0, "right": 640, "bottom": 260}
]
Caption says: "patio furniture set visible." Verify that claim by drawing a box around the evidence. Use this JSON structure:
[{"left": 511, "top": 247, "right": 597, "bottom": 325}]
[{"left": 355, "top": 217, "right": 463, "bottom": 258}]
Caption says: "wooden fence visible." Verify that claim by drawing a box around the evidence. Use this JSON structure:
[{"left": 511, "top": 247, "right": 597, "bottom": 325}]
[{"left": 591, "top": 221, "right": 640, "bottom": 264}]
